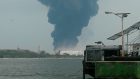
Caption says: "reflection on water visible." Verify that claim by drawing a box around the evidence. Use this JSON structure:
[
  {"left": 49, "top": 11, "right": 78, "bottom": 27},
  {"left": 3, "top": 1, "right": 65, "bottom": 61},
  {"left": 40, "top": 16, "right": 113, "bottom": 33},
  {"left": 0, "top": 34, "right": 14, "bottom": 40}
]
[{"left": 0, "top": 58, "right": 82, "bottom": 79}]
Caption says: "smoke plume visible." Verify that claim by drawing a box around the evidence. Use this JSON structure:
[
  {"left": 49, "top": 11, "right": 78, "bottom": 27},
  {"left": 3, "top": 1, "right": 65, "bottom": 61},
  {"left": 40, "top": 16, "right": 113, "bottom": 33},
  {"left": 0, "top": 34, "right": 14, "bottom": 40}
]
[{"left": 38, "top": 0, "right": 99, "bottom": 51}]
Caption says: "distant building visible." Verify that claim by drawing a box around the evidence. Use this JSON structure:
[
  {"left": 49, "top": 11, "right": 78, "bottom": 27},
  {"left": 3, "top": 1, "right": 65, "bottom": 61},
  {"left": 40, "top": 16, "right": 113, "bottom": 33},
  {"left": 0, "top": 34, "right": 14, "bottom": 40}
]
[
  {"left": 56, "top": 50, "right": 61, "bottom": 56},
  {"left": 60, "top": 50, "right": 82, "bottom": 56}
]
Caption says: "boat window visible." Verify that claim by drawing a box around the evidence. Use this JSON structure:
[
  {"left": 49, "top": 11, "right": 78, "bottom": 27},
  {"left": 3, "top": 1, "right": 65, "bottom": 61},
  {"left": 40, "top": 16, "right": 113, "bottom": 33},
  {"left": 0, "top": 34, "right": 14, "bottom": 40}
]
[{"left": 86, "top": 50, "right": 102, "bottom": 61}]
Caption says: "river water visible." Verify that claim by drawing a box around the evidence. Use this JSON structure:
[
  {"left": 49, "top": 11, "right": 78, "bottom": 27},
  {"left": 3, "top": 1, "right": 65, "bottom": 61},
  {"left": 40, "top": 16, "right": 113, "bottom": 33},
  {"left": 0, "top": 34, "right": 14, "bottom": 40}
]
[{"left": 0, "top": 58, "right": 83, "bottom": 79}]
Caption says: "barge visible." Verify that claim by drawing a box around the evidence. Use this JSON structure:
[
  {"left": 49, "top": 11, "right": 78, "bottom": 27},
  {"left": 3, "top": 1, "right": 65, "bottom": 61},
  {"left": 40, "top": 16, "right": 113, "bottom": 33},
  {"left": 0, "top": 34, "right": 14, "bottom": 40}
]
[{"left": 83, "top": 45, "right": 140, "bottom": 79}]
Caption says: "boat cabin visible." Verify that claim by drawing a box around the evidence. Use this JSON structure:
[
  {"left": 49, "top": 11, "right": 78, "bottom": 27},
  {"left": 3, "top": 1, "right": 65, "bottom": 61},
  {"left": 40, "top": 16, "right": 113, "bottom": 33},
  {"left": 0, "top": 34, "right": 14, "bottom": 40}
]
[{"left": 84, "top": 45, "right": 121, "bottom": 62}]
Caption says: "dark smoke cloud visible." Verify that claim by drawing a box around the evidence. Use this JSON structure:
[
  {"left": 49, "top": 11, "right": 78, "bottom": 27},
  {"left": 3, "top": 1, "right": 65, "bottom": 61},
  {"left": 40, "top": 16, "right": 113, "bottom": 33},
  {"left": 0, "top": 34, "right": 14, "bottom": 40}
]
[{"left": 38, "top": 0, "right": 99, "bottom": 51}]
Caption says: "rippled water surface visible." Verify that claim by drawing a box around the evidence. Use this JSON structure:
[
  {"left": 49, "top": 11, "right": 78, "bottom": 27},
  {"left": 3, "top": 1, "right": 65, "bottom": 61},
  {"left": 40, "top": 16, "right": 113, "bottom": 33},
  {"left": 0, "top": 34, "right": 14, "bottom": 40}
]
[{"left": 0, "top": 58, "right": 83, "bottom": 79}]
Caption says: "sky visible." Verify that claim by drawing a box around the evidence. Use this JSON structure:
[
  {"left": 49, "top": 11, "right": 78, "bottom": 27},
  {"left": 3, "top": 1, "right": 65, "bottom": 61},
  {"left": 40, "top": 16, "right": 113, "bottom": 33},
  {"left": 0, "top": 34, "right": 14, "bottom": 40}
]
[{"left": 0, "top": 0, "right": 140, "bottom": 54}]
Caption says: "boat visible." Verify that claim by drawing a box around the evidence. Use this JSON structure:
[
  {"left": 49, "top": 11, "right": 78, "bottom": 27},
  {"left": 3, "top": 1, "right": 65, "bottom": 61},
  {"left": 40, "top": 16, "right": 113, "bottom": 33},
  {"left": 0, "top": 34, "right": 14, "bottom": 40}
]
[{"left": 83, "top": 44, "right": 140, "bottom": 79}]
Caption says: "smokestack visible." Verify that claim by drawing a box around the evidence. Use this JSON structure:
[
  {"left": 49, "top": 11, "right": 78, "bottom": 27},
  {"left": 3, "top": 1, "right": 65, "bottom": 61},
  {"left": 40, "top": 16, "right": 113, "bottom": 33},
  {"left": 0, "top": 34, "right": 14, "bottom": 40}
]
[{"left": 38, "top": 0, "right": 99, "bottom": 51}]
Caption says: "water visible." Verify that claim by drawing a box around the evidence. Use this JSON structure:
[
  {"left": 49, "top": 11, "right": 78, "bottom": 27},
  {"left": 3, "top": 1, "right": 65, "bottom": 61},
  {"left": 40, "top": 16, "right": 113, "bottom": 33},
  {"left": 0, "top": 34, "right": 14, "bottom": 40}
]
[{"left": 0, "top": 58, "right": 83, "bottom": 79}]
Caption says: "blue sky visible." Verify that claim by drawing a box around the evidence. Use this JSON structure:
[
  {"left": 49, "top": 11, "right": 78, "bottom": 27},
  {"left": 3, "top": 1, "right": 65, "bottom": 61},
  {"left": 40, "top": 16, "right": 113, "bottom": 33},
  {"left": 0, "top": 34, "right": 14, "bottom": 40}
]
[{"left": 0, "top": 0, "right": 140, "bottom": 53}]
